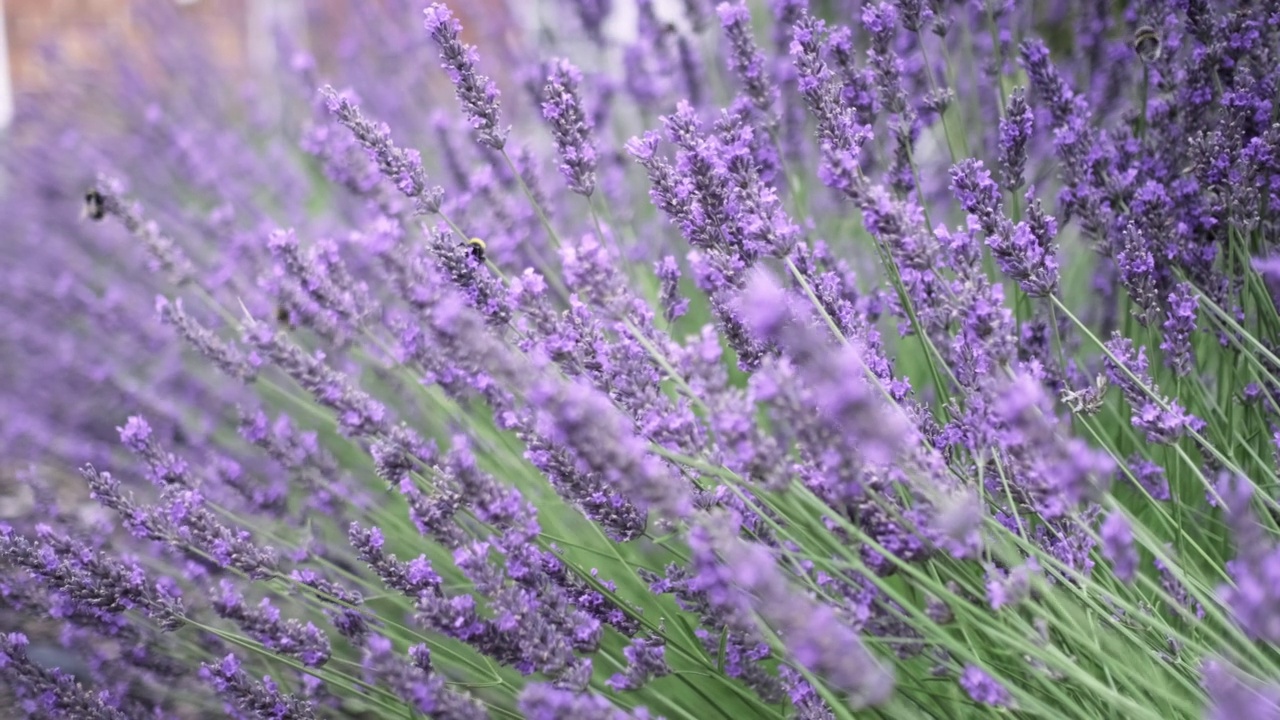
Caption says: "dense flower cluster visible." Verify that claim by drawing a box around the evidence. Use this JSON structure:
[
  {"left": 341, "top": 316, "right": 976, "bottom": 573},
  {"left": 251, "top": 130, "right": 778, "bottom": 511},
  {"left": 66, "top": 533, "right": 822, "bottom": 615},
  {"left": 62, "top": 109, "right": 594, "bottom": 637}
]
[{"left": 2, "top": 0, "right": 1280, "bottom": 718}]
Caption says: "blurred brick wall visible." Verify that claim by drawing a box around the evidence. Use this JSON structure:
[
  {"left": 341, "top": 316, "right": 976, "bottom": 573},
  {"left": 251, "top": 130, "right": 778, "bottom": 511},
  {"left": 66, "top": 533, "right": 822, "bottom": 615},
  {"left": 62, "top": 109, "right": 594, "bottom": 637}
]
[{"left": 5, "top": 0, "right": 515, "bottom": 96}]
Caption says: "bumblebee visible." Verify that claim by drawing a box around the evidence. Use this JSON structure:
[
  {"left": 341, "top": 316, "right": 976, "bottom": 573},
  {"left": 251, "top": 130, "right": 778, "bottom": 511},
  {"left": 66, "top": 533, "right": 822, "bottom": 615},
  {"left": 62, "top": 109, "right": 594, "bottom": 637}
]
[
  {"left": 1133, "top": 26, "right": 1161, "bottom": 64},
  {"left": 463, "top": 237, "right": 487, "bottom": 262},
  {"left": 83, "top": 189, "right": 106, "bottom": 221}
]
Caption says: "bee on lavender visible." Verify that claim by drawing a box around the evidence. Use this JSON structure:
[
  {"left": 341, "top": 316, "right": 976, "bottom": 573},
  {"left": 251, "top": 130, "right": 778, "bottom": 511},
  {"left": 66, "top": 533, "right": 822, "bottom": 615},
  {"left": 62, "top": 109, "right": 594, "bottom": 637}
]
[
  {"left": 463, "top": 237, "right": 487, "bottom": 262},
  {"left": 83, "top": 189, "right": 106, "bottom": 221}
]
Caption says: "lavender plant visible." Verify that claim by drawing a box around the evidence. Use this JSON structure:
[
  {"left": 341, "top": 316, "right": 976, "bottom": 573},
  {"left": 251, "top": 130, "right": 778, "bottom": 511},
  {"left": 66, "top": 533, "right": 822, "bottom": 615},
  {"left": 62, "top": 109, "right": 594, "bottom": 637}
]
[{"left": 2, "top": 0, "right": 1279, "bottom": 718}]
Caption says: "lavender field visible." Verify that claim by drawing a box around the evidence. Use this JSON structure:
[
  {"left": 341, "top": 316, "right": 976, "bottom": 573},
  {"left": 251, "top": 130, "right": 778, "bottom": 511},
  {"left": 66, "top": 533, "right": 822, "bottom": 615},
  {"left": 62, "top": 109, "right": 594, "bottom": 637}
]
[{"left": 1, "top": 1, "right": 1278, "bottom": 718}]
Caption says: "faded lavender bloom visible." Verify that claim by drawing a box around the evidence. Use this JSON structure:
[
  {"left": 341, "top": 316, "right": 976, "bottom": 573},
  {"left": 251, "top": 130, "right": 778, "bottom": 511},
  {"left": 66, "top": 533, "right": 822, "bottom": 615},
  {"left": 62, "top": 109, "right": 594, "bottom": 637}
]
[
  {"left": 0, "top": 632, "right": 130, "bottom": 720},
  {"left": 950, "top": 159, "right": 1059, "bottom": 297},
  {"left": 1160, "top": 283, "right": 1198, "bottom": 377},
  {"left": 200, "top": 654, "right": 316, "bottom": 720},
  {"left": 321, "top": 86, "right": 444, "bottom": 214},
  {"left": 960, "top": 665, "right": 1013, "bottom": 708},
  {"left": 717, "top": 1, "right": 778, "bottom": 124},
  {"left": 542, "top": 59, "right": 597, "bottom": 196},
  {"left": 999, "top": 88, "right": 1033, "bottom": 192},
  {"left": 1100, "top": 510, "right": 1138, "bottom": 583},
  {"left": 423, "top": 3, "right": 509, "bottom": 149}
]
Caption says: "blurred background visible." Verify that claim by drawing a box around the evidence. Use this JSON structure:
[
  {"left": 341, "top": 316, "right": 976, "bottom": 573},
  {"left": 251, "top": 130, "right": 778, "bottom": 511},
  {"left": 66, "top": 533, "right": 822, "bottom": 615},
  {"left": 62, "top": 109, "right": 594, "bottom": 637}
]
[
  {"left": 2, "top": 0, "right": 527, "bottom": 123},
  {"left": 0, "top": 0, "right": 681, "bottom": 125}
]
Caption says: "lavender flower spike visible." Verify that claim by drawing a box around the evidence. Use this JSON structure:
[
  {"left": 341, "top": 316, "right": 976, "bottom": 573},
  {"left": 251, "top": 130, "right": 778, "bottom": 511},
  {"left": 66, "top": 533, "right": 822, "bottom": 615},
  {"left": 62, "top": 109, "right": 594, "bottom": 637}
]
[
  {"left": 0, "top": 633, "right": 130, "bottom": 720},
  {"left": 1100, "top": 509, "right": 1138, "bottom": 584},
  {"left": 1202, "top": 658, "right": 1280, "bottom": 720},
  {"left": 321, "top": 86, "right": 444, "bottom": 214},
  {"left": 999, "top": 88, "right": 1033, "bottom": 193},
  {"left": 950, "top": 159, "right": 1059, "bottom": 297},
  {"left": 201, "top": 654, "right": 316, "bottom": 720},
  {"left": 424, "top": 3, "right": 509, "bottom": 149},
  {"left": 89, "top": 174, "right": 196, "bottom": 285},
  {"left": 692, "top": 516, "right": 895, "bottom": 707},
  {"left": 157, "top": 296, "right": 256, "bottom": 382},
  {"left": 718, "top": 1, "right": 779, "bottom": 125},
  {"left": 542, "top": 58, "right": 598, "bottom": 197}
]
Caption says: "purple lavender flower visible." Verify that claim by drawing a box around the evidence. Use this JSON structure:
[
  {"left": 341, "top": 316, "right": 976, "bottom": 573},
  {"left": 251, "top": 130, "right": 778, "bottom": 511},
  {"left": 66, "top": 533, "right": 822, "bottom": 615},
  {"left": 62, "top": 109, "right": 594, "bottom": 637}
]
[
  {"left": 243, "top": 322, "right": 389, "bottom": 438},
  {"left": 656, "top": 256, "right": 689, "bottom": 323},
  {"left": 530, "top": 377, "right": 693, "bottom": 521},
  {"left": 87, "top": 175, "right": 196, "bottom": 285},
  {"left": 950, "top": 159, "right": 1059, "bottom": 297},
  {"left": 349, "top": 524, "right": 443, "bottom": 598},
  {"left": 608, "top": 636, "right": 671, "bottom": 691},
  {"left": 986, "top": 558, "right": 1039, "bottom": 610},
  {"left": 212, "top": 580, "right": 331, "bottom": 667},
  {"left": 156, "top": 296, "right": 256, "bottom": 381},
  {"left": 691, "top": 515, "right": 895, "bottom": 707},
  {"left": 791, "top": 13, "right": 873, "bottom": 200},
  {"left": 1116, "top": 223, "right": 1160, "bottom": 326},
  {"left": 542, "top": 59, "right": 598, "bottom": 197},
  {"left": 1217, "top": 476, "right": 1280, "bottom": 643},
  {"left": 321, "top": 86, "right": 444, "bottom": 214},
  {"left": 1120, "top": 457, "right": 1171, "bottom": 501},
  {"left": 740, "top": 272, "right": 911, "bottom": 469},
  {"left": 0, "top": 524, "right": 185, "bottom": 630},
  {"left": 1103, "top": 335, "right": 1205, "bottom": 444},
  {"left": 1160, "top": 282, "right": 1198, "bottom": 376},
  {"left": 520, "top": 683, "right": 652, "bottom": 720},
  {"left": 1203, "top": 658, "right": 1280, "bottom": 720},
  {"left": 0, "top": 632, "right": 131, "bottom": 719},
  {"left": 423, "top": 3, "right": 509, "bottom": 149},
  {"left": 363, "top": 636, "right": 488, "bottom": 719},
  {"left": 117, "top": 415, "right": 191, "bottom": 486},
  {"left": 570, "top": 0, "right": 613, "bottom": 45},
  {"left": 999, "top": 88, "right": 1033, "bottom": 192},
  {"left": 960, "top": 664, "right": 1013, "bottom": 708},
  {"left": 717, "top": 2, "right": 779, "bottom": 125},
  {"left": 200, "top": 653, "right": 316, "bottom": 720},
  {"left": 1100, "top": 510, "right": 1138, "bottom": 584}
]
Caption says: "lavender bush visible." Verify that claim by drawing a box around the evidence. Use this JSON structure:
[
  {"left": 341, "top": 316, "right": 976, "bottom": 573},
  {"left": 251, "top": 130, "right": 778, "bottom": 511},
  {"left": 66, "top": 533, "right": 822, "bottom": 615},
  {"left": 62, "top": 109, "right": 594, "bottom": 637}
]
[{"left": 2, "top": 0, "right": 1279, "bottom": 717}]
